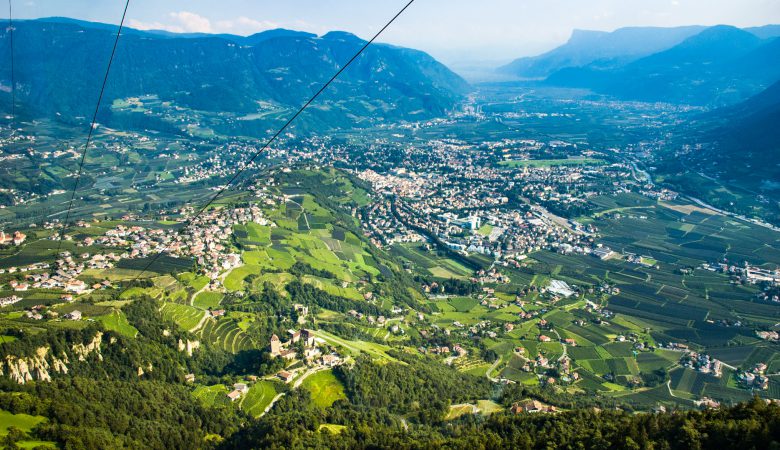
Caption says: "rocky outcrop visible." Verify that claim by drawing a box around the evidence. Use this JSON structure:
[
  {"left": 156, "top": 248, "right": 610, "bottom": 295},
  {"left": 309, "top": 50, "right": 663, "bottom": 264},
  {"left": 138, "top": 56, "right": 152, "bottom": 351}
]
[
  {"left": 177, "top": 339, "right": 201, "bottom": 356},
  {"left": 1, "top": 333, "right": 102, "bottom": 384},
  {"left": 137, "top": 362, "right": 153, "bottom": 378},
  {"left": 3, "top": 346, "right": 69, "bottom": 384},
  {"left": 72, "top": 332, "right": 103, "bottom": 362}
]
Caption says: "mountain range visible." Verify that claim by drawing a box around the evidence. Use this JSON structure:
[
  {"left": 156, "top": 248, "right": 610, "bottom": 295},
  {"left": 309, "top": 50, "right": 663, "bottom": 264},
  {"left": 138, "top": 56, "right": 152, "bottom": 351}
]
[
  {"left": 0, "top": 18, "right": 470, "bottom": 130},
  {"left": 684, "top": 79, "right": 780, "bottom": 189},
  {"left": 498, "top": 26, "right": 708, "bottom": 79},
  {"left": 500, "top": 25, "right": 780, "bottom": 106}
]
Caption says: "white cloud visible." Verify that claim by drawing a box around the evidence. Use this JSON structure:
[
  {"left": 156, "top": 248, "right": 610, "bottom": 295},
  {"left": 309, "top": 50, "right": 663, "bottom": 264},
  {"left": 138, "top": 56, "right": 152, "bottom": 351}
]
[
  {"left": 129, "top": 11, "right": 212, "bottom": 34},
  {"left": 168, "top": 11, "right": 212, "bottom": 33},
  {"left": 214, "top": 16, "right": 280, "bottom": 35},
  {"left": 128, "top": 19, "right": 183, "bottom": 33},
  {"left": 128, "top": 12, "right": 303, "bottom": 36}
]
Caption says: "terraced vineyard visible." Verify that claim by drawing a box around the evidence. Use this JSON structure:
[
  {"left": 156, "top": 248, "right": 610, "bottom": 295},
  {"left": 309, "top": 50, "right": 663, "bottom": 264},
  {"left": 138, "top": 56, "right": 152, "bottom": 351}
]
[
  {"left": 192, "top": 384, "right": 230, "bottom": 408},
  {"left": 192, "top": 291, "right": 223, "bottom": 310},
  {"left": 198, "top": 317, "right": 254, "bottom": 353},
  {"left": 453, "top": 356, "right": 492, "bottom": 376},
  {"left": 240, "top": 381, "right": 280, "bottom": 417},
  {"left": 160, "top": 302, "right": 205, "bottom": 331}
]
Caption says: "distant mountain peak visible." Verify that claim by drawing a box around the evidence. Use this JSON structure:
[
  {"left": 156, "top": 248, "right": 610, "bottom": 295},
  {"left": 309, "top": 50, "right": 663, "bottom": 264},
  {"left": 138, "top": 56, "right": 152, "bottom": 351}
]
[
  {"left": 245, "top": 28, "right": 316, "bottom": 43},
  {"left": 679, "top": 24, "right": 760, "bottom": 46},
  {"left": 498, "top": 25, "right": 706, "bottom": 78},
  {"left": 320, "top": 31, "right": 365, "bottom": 42}
]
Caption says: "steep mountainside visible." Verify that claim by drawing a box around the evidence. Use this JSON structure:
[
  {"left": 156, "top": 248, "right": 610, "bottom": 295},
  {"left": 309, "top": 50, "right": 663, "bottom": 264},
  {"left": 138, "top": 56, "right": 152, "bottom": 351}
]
[
  {"left": 544, "top": 26, "right": 780, "bottom": 105},
  {"left": 498, "top": 26, "right": 706, "bottom": 79},
  {"left": 0, "top": 19, "right": 470, "bottom": 128},
  {"left": 689, "top": 80, "right": 780, "bottom": 186}
]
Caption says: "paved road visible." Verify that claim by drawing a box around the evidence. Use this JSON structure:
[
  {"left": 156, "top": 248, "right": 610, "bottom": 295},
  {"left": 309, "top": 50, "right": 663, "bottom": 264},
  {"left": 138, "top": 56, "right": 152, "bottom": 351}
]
[
  {"left": 485, "top": 358, "right": 501, "bottom": 382},
  {"left": 260, "top": 393, "right": 286, "bottom": 417},
  {"left": 293, "top": 367, "right": 326, "bottom": 389},
  {"left": 551, "top": 328, "right": 568, "bottom": 362}
]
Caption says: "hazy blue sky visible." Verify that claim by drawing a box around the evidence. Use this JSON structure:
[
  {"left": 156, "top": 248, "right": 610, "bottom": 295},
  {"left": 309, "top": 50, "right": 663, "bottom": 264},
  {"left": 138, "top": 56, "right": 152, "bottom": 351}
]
[{"left": 10, "top": 0, "right": 780, "bottom": 63}]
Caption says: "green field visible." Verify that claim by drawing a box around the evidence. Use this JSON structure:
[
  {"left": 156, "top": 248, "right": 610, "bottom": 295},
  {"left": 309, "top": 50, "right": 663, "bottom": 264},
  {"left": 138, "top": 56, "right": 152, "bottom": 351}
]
[
  {"left": 240, "top": 381, "right": 280, "bottom": 417},
  {"left": 450, "top": 297, "right": 480, "bottom": 312},
  {"left": 316, "top": 330, "right": 399, "bottom": 362},
  {"left": 192, "top": 384, "right": 230, "bottom": 408},
  {"left": 0, "top": 410, "right": 56, "bottom": 449},
  {"left": 193, "top": 291, "right": 223, "bottom": 310},
  {"left": 95, "top": 309, "right": 138, "bottom": 337},
  {"left": 160, "top": 302, "right": 205, "bottom": 331},
  {"left": 302, "top": 369, "right": 347, "bottom": 409},
  {"left": 390, "top": 242, "right": 473, "bottom": 279}
]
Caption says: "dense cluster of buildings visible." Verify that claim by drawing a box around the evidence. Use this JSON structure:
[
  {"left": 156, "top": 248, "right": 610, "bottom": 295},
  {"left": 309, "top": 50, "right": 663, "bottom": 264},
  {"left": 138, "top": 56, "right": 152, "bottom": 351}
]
[
  {"left": 0, "top": 231, "right": 26, "bottom": 246},
  {"left": 680, "top": 352, "right": 723, "bottom": 378},
  {"left": 349, "top": 139, "right": 645, "bottom": 271},
  {"left": 738, "top": 363, "right": 770, "bottom": 390},
  {"left": 3, "top": 251, "right": 117, "bottom": 295},
  {"left": 95, "top": 204, "right": 268, "bottom": 280}
]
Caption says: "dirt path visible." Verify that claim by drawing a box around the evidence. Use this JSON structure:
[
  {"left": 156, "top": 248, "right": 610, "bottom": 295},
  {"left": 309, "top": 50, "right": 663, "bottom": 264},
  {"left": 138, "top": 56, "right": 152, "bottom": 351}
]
[
  {"left": 450, "top": 403, "right": 479, "bottom": 414},
  {"left": 259, "top": 367, "right": 327, "bottom": 417},
  {"left": 189, "top": 311, "right": 210, "bottom": 333}
]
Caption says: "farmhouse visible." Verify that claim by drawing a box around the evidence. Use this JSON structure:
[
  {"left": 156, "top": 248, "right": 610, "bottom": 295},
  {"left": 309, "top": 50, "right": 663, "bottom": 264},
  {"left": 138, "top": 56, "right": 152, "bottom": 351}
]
[
  {"left": 320, "top": 354, "right": 342, "bottom": 367},
  {"left": 277, "top": 371, "right": 294, "bottom": 383},
  {"left": 10, "top": 281, "right": 28, "bottom": 292},
  {"left": 510, "top": 399, "right": 557, "bottom": 414},
  {"left": 0, "top": 231, "right": 26, "bottom": 246},
  {"left": 64, "top": 279, "right": 88, "bottom": 294},
  {"left": 64, "top": 310, "right": 82, "bottom": 320}
]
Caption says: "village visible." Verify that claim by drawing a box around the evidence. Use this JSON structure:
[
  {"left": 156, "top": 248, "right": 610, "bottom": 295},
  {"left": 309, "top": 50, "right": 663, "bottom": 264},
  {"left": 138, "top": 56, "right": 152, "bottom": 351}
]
[{"left": 0, "top": 200, "right": 271, "bottom": 310}]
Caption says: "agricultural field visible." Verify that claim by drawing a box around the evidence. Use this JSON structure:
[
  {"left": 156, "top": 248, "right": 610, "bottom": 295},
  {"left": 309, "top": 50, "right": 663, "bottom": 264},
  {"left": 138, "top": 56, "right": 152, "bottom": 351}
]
[
  {"left": 192, "top": 384, "right": 230, "bottom": 408},
  {"left": 390, "top": 242, "right": 473, "bottom": 279},
  {"left": 228, "top": 193, "right": 388, "bottom": 300},
  {"left": 161, "top": 302, "right": 205, "bottom": 331},
  {"left": 198, "top": 316, "right": 255, "bottom": 353},
  {"left": 302, "top": 369, "right": 347, "bottom": 409},
  {"left": 0, "top": 410, "right": 56, "bottom": 449},
  {"left": 240, "top": 381, "right": 281, "bottom": 417},
  {"left": 318, "top": 424, "right": 347, "bottom": 434},
  {"left": 95, "top": 309, "right": 138, "bottom": 338},
  {"left": 445, "top": 400, "right": 503, "bottom": 420},
  {"left": 315, "top": 330, "right": 399, "bottom": 362},
  {"left": 192, "top": 292, "right": 223, "bottom": 310}
]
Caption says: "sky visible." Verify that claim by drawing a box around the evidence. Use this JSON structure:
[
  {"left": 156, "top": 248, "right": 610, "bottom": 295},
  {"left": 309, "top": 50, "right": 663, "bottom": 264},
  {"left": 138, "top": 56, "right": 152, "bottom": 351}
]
[{"left": 10, "top": 0, "right": 780, "bottom": 63}]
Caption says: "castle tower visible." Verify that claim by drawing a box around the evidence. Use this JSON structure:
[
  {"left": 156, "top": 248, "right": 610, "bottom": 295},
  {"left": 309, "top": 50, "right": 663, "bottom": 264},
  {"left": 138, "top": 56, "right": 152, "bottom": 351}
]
[{"left": 270, "top": 334, "right": 281, "bottom": 356}]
